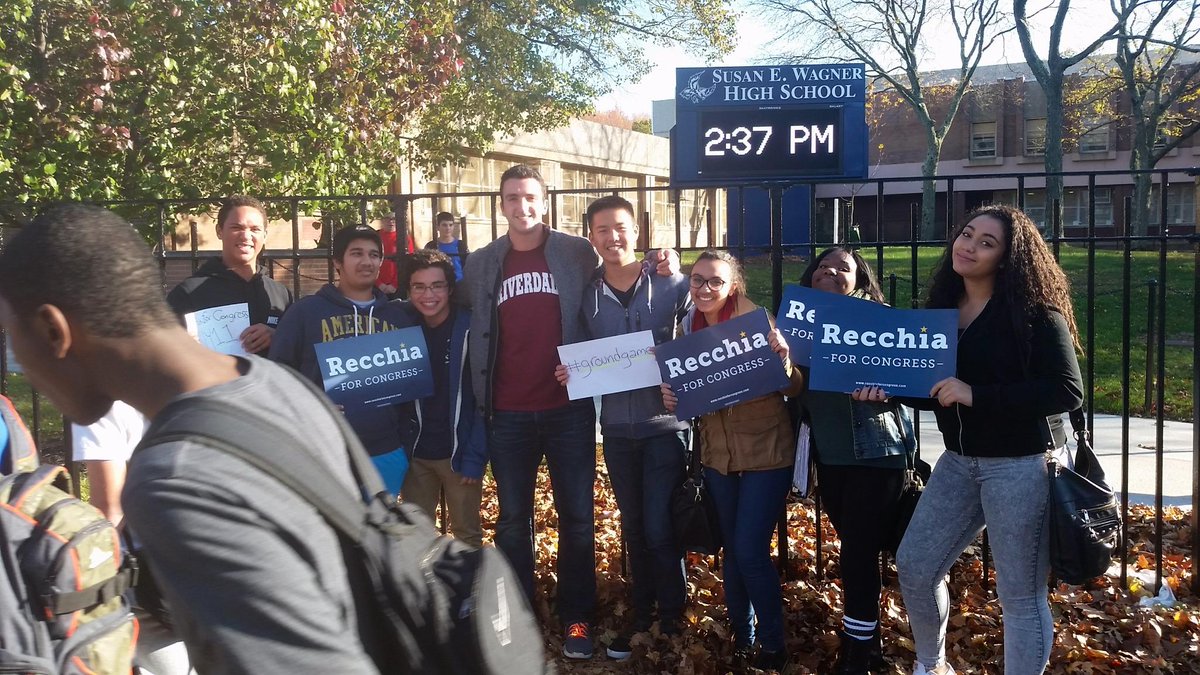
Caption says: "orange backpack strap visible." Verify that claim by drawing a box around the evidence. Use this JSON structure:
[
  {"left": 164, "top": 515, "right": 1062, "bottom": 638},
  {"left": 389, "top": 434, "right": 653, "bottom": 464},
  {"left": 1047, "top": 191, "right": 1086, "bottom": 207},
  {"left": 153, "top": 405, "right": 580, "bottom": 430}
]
[{"left": 0, "top": 395, "right": 38, "bottom": 474}]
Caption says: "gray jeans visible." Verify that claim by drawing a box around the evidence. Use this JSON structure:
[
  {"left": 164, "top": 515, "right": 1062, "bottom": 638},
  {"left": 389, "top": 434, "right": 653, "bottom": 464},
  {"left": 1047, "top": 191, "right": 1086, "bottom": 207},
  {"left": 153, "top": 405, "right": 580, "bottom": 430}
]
[{"left": 897, "top": 451, "right": 1052, "bottom": 674}]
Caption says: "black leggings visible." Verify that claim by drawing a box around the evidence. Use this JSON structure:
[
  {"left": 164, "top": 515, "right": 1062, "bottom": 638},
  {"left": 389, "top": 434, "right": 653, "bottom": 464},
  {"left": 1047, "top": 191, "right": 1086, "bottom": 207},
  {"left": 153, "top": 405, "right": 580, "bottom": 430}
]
[{"left": 817, "top": 462, "right": 905, "bottom": 623}]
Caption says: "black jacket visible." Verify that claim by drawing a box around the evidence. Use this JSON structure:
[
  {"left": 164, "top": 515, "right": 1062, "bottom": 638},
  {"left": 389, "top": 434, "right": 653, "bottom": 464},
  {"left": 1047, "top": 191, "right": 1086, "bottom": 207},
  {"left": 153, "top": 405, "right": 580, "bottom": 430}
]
[
  {"left": 166, "top": 257, "right": 293, "bottom": 356},
  {"left": 911, "top": 297, "right": 1083, "bottom": 458}
]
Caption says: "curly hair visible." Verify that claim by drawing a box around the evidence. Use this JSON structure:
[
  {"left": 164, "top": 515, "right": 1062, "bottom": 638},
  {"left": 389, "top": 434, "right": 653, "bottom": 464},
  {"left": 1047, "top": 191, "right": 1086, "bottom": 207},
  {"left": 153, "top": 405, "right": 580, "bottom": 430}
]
[
  {"left": 799, "top": 245, "right": 885, "bottom": 304},
  {"left": 926, "top": 204, "right": 1080, "bottom": 352}
]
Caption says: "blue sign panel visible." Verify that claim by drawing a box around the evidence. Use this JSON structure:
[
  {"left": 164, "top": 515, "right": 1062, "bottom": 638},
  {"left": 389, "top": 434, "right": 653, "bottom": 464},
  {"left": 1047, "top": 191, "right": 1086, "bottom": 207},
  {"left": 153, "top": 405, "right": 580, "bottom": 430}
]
[
  {"left": 774, "top": 284, "right": 874, "bottom": 367},
  {"left": 655, "top": 309, "right": 791, "bottom": 420},
  {"left": 671, "top": 64, "right": 869, "bottom": 186},
  {"left": 314, "top": 326, "right": 433, "bottom": 412},
  {"left": 809, "top": 303, "right": 958, "bottom": 396}
]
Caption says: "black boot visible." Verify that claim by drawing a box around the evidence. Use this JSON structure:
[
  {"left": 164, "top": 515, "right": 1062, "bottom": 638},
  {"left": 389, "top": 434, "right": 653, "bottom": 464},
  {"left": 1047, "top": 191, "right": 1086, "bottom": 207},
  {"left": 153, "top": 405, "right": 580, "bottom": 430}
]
[
  {"left": 867, "top": 627, "right": 886, "bottom": 671},
  {"left": 834, "top": 631, "right": 872, "bottom": 675}
]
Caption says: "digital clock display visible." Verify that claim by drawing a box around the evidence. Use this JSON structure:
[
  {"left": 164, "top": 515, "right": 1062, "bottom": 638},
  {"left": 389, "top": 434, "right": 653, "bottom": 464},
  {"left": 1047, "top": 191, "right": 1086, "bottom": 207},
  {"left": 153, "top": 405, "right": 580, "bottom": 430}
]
[{"left": 697, "top": 107, "right": 843, "bottom": 178}]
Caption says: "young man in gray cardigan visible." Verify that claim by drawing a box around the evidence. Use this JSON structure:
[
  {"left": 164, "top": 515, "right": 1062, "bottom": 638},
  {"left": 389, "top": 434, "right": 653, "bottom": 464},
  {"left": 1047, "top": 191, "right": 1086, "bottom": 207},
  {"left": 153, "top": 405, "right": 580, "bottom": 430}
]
[{"left": 460, "top": 165, "right": 676, "bottom": 660}]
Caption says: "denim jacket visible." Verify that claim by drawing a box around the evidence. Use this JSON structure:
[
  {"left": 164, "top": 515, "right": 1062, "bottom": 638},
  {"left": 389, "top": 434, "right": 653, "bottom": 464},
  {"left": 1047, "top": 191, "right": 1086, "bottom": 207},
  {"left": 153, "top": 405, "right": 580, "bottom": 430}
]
[{"left": 849, "top": 399, "right": 916, "bottom": 460}]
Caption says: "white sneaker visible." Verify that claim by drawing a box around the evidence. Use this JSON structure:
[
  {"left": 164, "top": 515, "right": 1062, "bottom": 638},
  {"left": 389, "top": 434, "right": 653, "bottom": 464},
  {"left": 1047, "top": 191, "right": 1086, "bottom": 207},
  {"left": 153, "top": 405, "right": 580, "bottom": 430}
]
[{"left": 913, "top": 662, "right": 956, "bottom": 675}]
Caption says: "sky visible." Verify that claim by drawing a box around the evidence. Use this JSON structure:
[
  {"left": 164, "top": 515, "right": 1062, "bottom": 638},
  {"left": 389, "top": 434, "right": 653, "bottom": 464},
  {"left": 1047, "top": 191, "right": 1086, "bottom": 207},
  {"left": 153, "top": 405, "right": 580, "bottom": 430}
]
[{"left": 594, "top": 0, "right": 1127, "bottom": 118}]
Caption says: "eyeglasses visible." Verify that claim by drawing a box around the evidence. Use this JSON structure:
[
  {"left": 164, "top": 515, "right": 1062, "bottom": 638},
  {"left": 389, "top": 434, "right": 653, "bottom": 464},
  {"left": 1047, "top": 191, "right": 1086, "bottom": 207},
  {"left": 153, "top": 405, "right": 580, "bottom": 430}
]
[
  {"left": 689, "top": 274, "right": 728, "bottom": 291},
  {"left": 410, "top": 281, "right": 450, "bottom": 295}
]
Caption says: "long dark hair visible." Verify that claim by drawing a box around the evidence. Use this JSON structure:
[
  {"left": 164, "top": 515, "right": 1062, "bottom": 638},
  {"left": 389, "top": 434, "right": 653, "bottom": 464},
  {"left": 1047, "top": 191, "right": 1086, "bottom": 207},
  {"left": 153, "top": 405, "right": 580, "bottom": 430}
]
[
  {"left": 926, "top": 204, "right": 1080, "bottom": 350},
  {"left": 799, "top": 245, "right": 885, "bottom": 304}
]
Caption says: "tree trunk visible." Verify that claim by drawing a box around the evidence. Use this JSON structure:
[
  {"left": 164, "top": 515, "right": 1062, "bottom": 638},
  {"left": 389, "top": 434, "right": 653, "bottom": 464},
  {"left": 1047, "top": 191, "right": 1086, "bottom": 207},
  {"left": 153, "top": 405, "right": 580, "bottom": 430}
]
[
  {"left": 1128, "top": 126, "right": 1155, "bottom": 239},
  {"left": 1043, "top": 78, "right": 1065, "bottom": 238},
  {"left": 920, "top": 133, "right": 943, "bottom": 241}
]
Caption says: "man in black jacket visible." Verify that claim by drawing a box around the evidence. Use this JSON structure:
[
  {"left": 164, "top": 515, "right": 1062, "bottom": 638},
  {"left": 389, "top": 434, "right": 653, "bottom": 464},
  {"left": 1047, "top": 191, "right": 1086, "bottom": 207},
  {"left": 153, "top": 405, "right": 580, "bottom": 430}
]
[{"left": 166, "top": 196, "right": 292, "bottom": 355}]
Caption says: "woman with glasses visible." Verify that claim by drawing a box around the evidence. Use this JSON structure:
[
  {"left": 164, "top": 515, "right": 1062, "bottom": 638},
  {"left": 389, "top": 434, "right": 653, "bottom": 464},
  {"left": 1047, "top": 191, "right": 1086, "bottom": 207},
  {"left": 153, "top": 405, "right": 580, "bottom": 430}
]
[
  {"left": 661, "top": 250, "right": 803, "bottom": 673},
  {"left": 396, "top": 248, "right": 488, "bottom": 547}
]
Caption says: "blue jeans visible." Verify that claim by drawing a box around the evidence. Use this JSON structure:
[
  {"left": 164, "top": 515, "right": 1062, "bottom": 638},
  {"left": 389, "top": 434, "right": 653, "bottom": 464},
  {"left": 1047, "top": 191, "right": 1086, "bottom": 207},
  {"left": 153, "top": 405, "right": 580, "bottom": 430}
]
[
  {"left": 897, "top": 452, "right": 1052, "bottom": 674},
  {"left": 488, "top": 402, "right": 596, "bottom": 624},
  {"left": 603, "top": 431, "right": 687, "bottom": 625},
  {"left": 704, "top": 465, "right": 792, "bottom": 652}
]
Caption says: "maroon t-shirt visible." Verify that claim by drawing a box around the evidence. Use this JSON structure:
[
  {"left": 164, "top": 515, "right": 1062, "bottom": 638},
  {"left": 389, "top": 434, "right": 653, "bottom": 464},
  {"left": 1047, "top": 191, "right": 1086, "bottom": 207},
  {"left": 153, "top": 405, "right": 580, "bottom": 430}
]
[{"left": 492, "top": 242, "right": 569, "bottom": 411}]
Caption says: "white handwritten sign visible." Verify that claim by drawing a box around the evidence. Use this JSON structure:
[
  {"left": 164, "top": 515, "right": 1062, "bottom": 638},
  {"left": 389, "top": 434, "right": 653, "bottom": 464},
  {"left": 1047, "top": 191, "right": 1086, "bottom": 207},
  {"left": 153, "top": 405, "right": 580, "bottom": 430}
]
[
  {"left": 557, "top": 331, "right": 662, "bottom": 401},
  {"left": 184, "top": 303, "right": 251, "bottom": 356}
]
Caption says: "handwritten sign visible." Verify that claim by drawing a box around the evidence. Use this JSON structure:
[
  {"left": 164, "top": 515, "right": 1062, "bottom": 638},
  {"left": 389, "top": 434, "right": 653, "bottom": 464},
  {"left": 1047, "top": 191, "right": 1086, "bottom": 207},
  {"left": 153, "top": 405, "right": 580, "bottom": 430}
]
[
  {"left": 557, "top": 331, "right": 661, "bottom": 400},
  {"left": 313, "top": 327, "right": 433, "bottom": 412},
  {"left": 654, "top": 309, "right": 790, "bottom": 420},
  {"left": 774, "top": 285, "right": 871, "bottom": 366},
  {"left": 185, "top": 303, "right": 250, "bottom": 356},
  {"left": 809, "top": 302, "right": 958, "bottom": 396}
]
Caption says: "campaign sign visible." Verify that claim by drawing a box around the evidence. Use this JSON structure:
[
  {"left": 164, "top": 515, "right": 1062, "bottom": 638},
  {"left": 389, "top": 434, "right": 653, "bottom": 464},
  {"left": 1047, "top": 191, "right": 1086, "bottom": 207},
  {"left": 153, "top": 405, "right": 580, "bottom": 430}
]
[
  {"left": 809, "top": 303, "right": 957, "bottom": 396},
  {"left": 314, "top": 326, "right": 433, "bottom": 412},
  {"left": 774, "top": 285, "right": 873, "bottom": 366},
  {"left": 557, "top": 331, "right": 662, "bottom": 401},
  {"left": 655, "top": 309, "right": 790, "bottom": 420},
  {"left": 185, "top": 302, "right": 250, "bottom": 356}
]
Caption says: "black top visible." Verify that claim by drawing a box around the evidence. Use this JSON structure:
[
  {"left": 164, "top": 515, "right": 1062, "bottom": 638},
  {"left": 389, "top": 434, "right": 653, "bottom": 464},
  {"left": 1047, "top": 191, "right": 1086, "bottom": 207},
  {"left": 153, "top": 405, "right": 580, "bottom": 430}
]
[
  {"left": 605, "top": 280, "right": 637, "bottom": 308},
  {"left": 413, "top": 316, "right": 454, "bottom": 460},
  {"left": 166, "top": 257, "right": 293, "bottom": 356},
  {"left": 908, "top": 297, "right": 1083, "bottom": 458}
]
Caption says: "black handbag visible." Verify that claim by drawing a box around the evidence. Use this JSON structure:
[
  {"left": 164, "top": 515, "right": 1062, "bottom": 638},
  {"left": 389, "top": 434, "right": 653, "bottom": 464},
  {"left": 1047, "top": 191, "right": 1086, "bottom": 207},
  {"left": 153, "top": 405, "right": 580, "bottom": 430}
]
[
  {"left": 887, "top": 450, "right": 931, "bottom": 555},
  {"left": 1047, "top": 408, "right": 1121, "bottom": 584},
  {"left": 671, "top": 434, "right": 723, "bottom": 555}
]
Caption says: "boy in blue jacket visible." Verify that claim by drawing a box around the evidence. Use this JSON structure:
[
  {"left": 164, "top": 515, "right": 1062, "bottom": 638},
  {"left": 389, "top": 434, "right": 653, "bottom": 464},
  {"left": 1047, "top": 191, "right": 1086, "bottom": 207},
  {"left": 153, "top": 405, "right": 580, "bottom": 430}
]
[
  {"left": 269, "top": 225, "right": 414, "bottom": 495},
  {"left": 556, "top": 195, "right": 692, "bottom": 658},
  {"left": 396, "top": 249, "right": 487, "bottom": 547}
]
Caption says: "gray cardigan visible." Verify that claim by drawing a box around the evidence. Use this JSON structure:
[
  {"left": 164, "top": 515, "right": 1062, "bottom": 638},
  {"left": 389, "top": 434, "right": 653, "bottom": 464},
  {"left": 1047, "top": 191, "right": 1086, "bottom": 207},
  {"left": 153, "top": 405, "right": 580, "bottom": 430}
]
[{"left": 459, "top": 226, "right": 599, "bottom": 415}]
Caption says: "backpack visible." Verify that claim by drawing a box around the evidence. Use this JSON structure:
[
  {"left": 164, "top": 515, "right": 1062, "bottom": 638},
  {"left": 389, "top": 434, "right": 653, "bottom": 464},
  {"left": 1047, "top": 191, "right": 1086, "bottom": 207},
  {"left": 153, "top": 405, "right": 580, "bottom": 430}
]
[
  {"left": 137, "top": 383, "right": 546, "bottom": 675},
  {"left": 0, "top": 395, "right": 138, "bottom": 674}
]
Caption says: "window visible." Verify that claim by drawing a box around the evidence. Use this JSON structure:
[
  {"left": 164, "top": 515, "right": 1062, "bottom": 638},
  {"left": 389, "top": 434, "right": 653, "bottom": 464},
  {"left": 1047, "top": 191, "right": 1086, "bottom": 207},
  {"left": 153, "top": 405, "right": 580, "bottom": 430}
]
[
  {"left": 1062, "top": 188, "right": 1113, "bottom": 227},
  {"left": 1078, "top": 118, "right": 1110, "bottom": 154},
  {"left": 1150, "top": 184, "right": 1196, "bottom": 225},
  {"left": 1024, "top": 118, "right": 1047, "bottom": 156},
  {"left": 970, "top": 122, "right": 997, "bottom": 159}
]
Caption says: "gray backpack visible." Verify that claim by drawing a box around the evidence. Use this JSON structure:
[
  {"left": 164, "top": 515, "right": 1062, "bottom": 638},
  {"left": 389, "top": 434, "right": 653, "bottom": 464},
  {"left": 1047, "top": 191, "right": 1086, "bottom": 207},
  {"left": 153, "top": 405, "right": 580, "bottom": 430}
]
[
  {"left": 1, "top": 395, "right": 138, "bottom": 674},
  {"left": 136, "top": 385, "right": 546, "bottom": 675}
]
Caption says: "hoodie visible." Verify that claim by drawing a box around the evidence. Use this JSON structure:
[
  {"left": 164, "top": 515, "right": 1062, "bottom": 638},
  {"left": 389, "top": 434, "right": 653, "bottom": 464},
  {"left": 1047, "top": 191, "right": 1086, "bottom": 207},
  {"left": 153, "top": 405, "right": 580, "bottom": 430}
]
[
  {"left": 582, "top": 262, "right": 692, "bottom": 439},
  {"left": 269, "top": 283, "right": 414, "bottom": 456},
  {"left": 166, "top": 257, "right": 293, "bottom": 356}
]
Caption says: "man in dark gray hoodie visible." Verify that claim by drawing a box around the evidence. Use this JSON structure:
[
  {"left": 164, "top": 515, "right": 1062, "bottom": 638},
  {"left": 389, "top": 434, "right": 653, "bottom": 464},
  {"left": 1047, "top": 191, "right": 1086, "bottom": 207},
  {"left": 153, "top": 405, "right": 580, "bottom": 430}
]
[
  {"left": 0, "top": 205, "right": 380, "bottom": 674},
  {"left": 269, "top": 225, "right": 414, "bottom": 496}
]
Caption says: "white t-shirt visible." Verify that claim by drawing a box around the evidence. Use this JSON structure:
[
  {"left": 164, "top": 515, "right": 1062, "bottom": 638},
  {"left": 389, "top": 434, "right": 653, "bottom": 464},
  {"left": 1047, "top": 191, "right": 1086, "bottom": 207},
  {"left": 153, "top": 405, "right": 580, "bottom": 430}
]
[{"left": 71, "top": 401, "right": 148, "bottom": 462}]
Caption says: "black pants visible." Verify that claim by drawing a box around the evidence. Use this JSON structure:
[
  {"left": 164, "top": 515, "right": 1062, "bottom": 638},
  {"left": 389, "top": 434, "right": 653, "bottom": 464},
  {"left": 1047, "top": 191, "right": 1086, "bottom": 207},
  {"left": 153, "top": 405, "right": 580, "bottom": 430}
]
[{"left": 817, "top": 462, "right": 905, "bottom": 623}]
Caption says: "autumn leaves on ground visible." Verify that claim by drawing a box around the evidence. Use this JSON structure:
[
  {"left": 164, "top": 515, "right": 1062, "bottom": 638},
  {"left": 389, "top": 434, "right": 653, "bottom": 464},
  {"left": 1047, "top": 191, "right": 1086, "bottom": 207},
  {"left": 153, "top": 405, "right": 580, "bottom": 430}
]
[{"left": 471, "top": 453, "right": 1199, "bottom": 674}]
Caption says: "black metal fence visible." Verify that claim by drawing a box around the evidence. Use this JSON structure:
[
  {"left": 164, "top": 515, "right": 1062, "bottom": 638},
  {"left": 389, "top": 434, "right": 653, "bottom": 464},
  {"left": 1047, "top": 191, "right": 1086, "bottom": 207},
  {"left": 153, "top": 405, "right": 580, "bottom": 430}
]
[{"left": 1, "top": 167, "right": 1197, "bottom": 595}]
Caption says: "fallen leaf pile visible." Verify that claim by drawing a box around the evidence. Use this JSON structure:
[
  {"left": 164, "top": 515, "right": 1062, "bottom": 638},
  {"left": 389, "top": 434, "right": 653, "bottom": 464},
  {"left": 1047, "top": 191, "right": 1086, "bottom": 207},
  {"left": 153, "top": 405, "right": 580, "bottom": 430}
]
[{"left": 468, "top": 455, "right": 1197, "bottom": 674}]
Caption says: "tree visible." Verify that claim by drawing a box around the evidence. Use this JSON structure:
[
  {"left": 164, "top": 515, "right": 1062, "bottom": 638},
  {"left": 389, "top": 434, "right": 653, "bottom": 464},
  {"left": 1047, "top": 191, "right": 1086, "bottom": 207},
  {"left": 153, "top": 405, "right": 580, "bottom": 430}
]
[
  {"left": 0, "top": 0, "right": 736, "bottom": 227},
  {"left": 1113, "top": 0, "right": 1200, "bottom": 237},
  {"left": 757, "top": 0, "right": 1007, "bottom": 240},
  {"left": 1014, "top": 0, "right": 1140, "bottom": 237}
]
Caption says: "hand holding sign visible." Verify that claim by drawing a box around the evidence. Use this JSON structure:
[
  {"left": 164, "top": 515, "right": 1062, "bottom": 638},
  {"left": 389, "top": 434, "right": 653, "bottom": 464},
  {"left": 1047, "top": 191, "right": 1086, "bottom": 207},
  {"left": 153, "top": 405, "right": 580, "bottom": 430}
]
[
  {"left": 184, "top": 303, "right": 251, "bottom": 356},
  {"left": 654, "top": 310, "right": 790, "bottom": 420}
]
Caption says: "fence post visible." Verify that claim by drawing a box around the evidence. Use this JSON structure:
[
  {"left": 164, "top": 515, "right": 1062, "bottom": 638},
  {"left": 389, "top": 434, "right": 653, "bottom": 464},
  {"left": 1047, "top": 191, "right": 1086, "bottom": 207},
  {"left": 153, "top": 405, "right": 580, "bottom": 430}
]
[
  {"left": 1144, "top": 279, "right": 1157, "bottom": 414},
  {"left": 1191, "top": 231, "right": 1199, "bottom": 594}
]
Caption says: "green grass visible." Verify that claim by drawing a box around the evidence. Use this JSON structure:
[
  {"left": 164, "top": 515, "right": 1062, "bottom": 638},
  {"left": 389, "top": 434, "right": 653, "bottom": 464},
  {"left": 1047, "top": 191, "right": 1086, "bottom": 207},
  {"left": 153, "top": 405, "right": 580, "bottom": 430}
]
[{"left": 687, "top": 245, "right": 1196, "bottom": 421}]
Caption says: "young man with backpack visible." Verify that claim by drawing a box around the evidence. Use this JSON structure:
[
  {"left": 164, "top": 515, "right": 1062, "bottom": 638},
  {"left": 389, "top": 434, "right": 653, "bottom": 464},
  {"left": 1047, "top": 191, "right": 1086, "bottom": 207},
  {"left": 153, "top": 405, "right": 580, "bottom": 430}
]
[
  {"left": 0, "top": 204, "right": 384, "bottom": 673},
  {"left": 424, "top": 211, "right": 470, "bottom": 281}
]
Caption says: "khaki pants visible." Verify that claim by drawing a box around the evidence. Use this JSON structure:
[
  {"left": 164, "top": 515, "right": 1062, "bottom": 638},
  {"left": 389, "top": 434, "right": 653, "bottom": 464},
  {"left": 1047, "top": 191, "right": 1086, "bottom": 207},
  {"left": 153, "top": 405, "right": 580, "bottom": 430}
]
[{"left": 401, "top": 457, "right": 484, "bottom": 548}]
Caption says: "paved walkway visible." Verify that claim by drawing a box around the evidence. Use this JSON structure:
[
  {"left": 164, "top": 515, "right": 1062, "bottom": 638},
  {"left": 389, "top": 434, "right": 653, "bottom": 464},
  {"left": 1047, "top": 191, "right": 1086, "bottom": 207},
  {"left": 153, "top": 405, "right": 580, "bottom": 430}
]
[{"left": 915, "top": 411, "right": 1196, "bottom": 508}]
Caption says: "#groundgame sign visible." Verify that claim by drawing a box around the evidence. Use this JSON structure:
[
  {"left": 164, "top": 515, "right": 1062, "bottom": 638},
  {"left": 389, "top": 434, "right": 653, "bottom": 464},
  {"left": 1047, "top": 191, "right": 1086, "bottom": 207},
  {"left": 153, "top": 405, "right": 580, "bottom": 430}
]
[
  {"left": 314, "top": 326, "right": 433, "bottom": 412},
  {"left": 655, "top": 310, "right": 790, "bottom": 420}
]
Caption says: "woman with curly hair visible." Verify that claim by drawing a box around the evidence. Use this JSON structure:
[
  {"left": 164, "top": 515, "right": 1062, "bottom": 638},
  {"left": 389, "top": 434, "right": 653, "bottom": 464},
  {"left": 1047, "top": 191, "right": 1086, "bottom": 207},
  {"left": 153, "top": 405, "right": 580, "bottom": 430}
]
[{"left": 855, "top": 205, "right": 1083, "bottom": 674}]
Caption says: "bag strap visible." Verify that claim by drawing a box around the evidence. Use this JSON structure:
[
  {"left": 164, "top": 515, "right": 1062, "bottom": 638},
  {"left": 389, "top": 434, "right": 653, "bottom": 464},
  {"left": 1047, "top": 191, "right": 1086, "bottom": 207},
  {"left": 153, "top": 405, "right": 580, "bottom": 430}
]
[
  {"left": 1064, "top": 406, "right": 1108, "bottom": 484},
  {"left": 134, "top": 369, "right": 390, "bottom": 541},
  {"left": 684, "top": 421, "right": 702, "bottom": 481}
]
